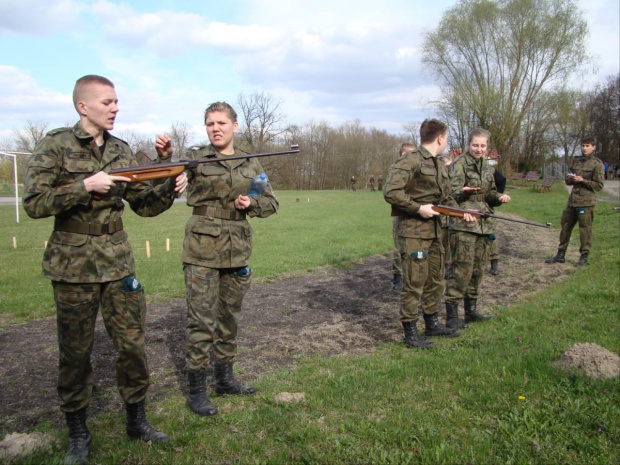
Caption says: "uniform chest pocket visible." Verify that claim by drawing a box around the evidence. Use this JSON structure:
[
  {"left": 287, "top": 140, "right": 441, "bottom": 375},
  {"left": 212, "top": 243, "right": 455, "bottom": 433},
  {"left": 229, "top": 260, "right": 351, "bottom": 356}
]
[
  {"left": 63, "top": 154, "right": 98, "bottom": 175},
  {"left": 199, "top": 164, "right": 229, "bottom": 177},
  {"left": 420, "top": 165, "right": 436, "bottom": 176}
]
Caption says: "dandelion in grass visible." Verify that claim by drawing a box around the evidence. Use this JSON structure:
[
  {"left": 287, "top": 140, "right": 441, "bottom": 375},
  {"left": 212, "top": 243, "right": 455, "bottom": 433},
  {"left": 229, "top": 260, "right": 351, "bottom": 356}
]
[{"left": 519, "top": 396, "right": 526, "bottom": 401}]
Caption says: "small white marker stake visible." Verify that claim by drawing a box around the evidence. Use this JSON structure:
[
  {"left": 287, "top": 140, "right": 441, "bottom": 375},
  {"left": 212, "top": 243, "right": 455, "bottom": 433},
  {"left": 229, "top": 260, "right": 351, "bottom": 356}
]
[
  {"left": 166, "top": 238, "right": 170, "bottom": 252},
  {"left": 13, "top": 237, "right": 17, "bottom": 248},
  {"left": 146, "top": 241, "right": 151, "bottom": 258}
]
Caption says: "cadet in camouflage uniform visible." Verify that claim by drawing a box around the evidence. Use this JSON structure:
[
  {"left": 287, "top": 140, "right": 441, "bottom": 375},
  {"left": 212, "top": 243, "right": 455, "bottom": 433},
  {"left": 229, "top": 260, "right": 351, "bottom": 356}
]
[
  {"left": 391, "top": 143, "right": 416, "bottom": 291},
  {"left": 157, "top": 102, "right": 278, "bottom": 417},
  {"left": 444, "top": 128, "right": 511, "bottom": 329},
  {"left": 384, "top": 121, "right": 475, "bottom": 348},
  {"left": 369, "top": 174, "right": 376, "bottom": 191},
  {"left": 23, "top": 75, "right": 187, "bottom": 465},
  {"left": 545, "top": 137, "right": 604, "bottom": 266}
]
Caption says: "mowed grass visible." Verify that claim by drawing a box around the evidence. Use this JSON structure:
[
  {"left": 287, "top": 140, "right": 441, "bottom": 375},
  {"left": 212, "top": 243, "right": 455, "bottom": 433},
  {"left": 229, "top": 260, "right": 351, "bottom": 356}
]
[
  {"left": 0, "top": 190, "right": 392, "bottom": 322},
  {"left": 5, "top": 183, "right": 620, "bottom": 464}
]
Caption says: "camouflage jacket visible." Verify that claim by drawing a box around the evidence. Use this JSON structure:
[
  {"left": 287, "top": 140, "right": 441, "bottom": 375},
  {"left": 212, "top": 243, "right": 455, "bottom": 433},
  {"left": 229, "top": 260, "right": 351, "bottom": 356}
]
[
  {"left": 181, "top": 145, "right": 279, "bottom": 268},
  {"left": 383, "top": 146, "right": 457, "bottom": 239},
  {"left": 565, "top": 155, "right": 604, "bottom": 207},
  {"left": 449, "top": 152, "right": 503, "bottom": 235},
  {"left": 23, "top": 123, "right": 178, "bottom": 283}
]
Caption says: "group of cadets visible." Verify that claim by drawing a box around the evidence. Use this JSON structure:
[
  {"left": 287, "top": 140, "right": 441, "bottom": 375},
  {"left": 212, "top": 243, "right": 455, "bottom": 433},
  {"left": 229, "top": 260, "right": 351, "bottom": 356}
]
[
  {"left": 383, "top": 121, "right": 603, "bottom": 349},
  {"left": 23, "top": 75, "right": 604, "bottom": 465}
]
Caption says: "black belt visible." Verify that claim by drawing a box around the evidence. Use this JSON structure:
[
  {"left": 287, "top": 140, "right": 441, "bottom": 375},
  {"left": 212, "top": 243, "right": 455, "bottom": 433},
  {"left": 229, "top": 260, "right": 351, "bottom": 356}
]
[
  {"left": 192, "top": 206, "right": 246, "bottom": 221},
  {"left": 54, "top": 218, "right": 123, "bottom": 235}
]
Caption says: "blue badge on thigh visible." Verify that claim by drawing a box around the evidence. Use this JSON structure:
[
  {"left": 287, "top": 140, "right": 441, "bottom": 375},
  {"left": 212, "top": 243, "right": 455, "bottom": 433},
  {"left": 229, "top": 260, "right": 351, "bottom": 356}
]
[
  {"left": 578, "top": 207, "right": 586, "bottom": 214},
  {"left": 410, "top": 251, "right": 428, "bottom": 260},
  {"left": 122, "top": 277, "right": 142, "bottom": 292}
]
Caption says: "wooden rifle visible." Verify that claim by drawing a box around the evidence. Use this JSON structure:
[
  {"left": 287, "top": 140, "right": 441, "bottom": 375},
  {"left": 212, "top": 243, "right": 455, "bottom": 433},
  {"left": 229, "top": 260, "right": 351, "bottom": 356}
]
[
  {"left": 110, "top": 145, "right": 300, "bottom": 182},
  {"left": 432, "top": 204, "right": 551, "bottom": 228}
]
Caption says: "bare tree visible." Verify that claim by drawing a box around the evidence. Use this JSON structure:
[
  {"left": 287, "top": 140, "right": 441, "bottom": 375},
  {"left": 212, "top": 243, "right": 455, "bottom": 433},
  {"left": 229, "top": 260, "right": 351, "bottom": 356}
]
[
  {"left": 116, "top": 130, "right": 157, "bottom": 161},
  {"left": 168, "top": 121, "right": 193, "bottom": 161},
  {"left": 423, "top": 0, "right": 589, "bottom": 172},
  {"left": 585, "top": 74, "right": 620, "bottom": 164},
  {"left": 237, "top": 91, "right": 288, "bottom": 152},
  {"left": 401, "top": 122, "right": 420, "bottom": 147},
  {"left": 13, "top": 120, "right": 49, "bottom": 152}
]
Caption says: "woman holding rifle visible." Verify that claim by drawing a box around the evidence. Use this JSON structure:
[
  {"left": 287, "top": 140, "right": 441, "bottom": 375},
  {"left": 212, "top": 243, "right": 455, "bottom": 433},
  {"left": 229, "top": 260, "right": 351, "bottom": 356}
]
[
  {"left": 156, "top": 102, "right": 279, "bottom": 417},
  {"left": 444, "top": 128, "right": 511, "bottom": 329}
]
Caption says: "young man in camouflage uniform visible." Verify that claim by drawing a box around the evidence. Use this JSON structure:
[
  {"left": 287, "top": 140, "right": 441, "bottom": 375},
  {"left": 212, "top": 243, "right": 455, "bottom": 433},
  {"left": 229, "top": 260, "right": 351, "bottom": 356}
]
[
  {"left": 157, "top": 102, "right": 279, "bottom": 418},
  {"left": 23, "top": 75, "right": 188, "bottom": 465},
  {"left": 444, "top": 128, "right": 511, "bottom": 329},
  {"left": 545, "top": 137, "right": 604, "bottom": 266},
  {"left": 384, "top": 121, "right": 475, "bottom": 348}
]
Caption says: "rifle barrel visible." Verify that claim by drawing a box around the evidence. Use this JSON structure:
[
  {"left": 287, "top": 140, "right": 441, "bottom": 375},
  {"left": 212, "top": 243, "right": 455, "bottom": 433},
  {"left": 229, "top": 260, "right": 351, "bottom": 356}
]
[
  {"left": 434, "top": 204, "right": 551, "bottom": 228},
  {"left": 110, "top": 145, "right": 300, "bottom": 175}
]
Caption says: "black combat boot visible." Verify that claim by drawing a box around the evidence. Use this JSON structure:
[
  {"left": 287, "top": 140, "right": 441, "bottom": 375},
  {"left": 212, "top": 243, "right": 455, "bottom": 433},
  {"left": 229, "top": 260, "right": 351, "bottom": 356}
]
[
  {"left": 490, "top": 259, "right": 499, "bottom": 275},
  {"left": 423, "top": 313, "right": 461, "bottom": 337},
  {"left": 187, "top": 370, "right": 218, "bottom": 417},
  {"left": 126, "top": 400, "right": 169, "bottom": 443},
  {"left": 402, "top": 321, "right": 435, "bottom": 349},
  {"left": 464, "top": 298, "right": 494, "bottom": 323},
  {"left": 577, "top": 253, "right": 589, "bottom": 266},
  {"left": 214, "top": 362, "right": 257, "bottom": 395},
  {"left": 64, "top": 409, "right": 91, "bottom": 465},
  {"left": 545, "top": 249, "right": 566, "bottom": 264},
  {"left": 392, "top": 274, "right": 403, "bottom": 291},
  {"left": 445, "top": 302, "right": 468, "bottom": 329}
]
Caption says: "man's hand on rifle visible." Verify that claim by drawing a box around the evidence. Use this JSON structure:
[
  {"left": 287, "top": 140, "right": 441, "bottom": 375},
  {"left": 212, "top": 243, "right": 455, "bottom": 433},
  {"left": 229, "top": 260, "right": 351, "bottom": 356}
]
[
  {"left": 84, "top": 171, "right": 131, "bottom": 194},
  {"left": 419, "top": 204, "right": 440, "bottom": 218},
  {"left": 156, "top": 134, "right": 173, "bottom": 158},
  {"left": 174, "top": 172, "right": 188, "bottom": 197}
]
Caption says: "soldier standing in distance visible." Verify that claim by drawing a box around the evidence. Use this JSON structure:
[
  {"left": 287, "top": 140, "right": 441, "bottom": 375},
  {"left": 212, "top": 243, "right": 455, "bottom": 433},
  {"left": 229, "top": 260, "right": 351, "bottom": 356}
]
[
  {"left": 23, "top": 75, "right": 188, "bottom": 465},
  {"left": 444, "top": 128, "right": 511, "bottom": 329},
  {"left": 545, "top": 137, "right": 604, "bottom": 266},
  {"left": 384, "top": 120, "right": 476, "bottom": 348},
  {"left": 156, "top": 102, "right": 279, "bottom": 417},
  {"left": 377, "top": 174, "right": 384, "bottom": 191},
  {"left": 351, "top": 175, "right": 357, "bottom": 191},
  {"left": 389, "top": 143, "right": 416, "bottom": 291},
  {"left": 369, "top": 174, "right": 376, "bottom": 191}
]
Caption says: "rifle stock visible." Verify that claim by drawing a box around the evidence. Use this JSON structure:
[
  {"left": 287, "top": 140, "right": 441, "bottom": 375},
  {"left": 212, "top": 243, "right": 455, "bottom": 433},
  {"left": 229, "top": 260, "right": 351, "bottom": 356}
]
[
  {"left": 432, "top": 204, "right": 551, "bottom": 228},
  {"left": 110, "top": 145, "right": 300, "bottom": 182}
]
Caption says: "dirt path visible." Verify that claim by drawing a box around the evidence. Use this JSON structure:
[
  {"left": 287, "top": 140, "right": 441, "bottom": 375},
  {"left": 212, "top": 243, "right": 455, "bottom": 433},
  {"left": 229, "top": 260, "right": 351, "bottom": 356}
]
[{"left": 0, "top": 215, "right": 578, "bottom": 435}]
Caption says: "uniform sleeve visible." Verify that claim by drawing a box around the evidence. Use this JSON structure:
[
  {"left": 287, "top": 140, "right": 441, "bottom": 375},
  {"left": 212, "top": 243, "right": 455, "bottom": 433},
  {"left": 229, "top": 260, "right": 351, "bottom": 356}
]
[
  {"left": 448, "top": 161, "right": 469, "bottom": 204},
  {"left": 246, "top": 161, "right": 279, "bottom": 218},
  {"left": 582, "top": 162, "right": 604, "bottom": 192},
  {"left": 383, "top": 159, "right": 421, "bottom": 215},
  {"left": 22, "top": 136, "right": 91, "bottom": 219}
]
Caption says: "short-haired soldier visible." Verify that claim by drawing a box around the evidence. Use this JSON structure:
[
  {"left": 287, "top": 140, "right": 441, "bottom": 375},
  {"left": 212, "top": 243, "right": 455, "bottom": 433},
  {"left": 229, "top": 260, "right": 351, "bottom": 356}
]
[
  {"left": 384, "top": 120, "right": 475, "bottom": 348},
  {"left": 545, "top": 137, "right": 604, "bottom": 266},
  {"left": 23, "top": 75, "right": 187, "bottom": 465}
]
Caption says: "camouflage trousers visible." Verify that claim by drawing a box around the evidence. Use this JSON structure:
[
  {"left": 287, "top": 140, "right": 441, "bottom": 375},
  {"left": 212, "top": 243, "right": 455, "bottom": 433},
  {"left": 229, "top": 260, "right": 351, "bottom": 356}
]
[
  {"left": 392, "top": 218, "right": 402, "bottom": 276},
  {"left": 558, "top": 206, "right": 594, "bottom": 253},
  {"left": 52, "top": 277, "right": 148, "bottom": 413},
  {"left": 489, "top": 237, "right": 499, "bottom": 260},
  {"left": 445, "top": 231, "right": 491, "bottom": 303},
  {"left": 398, "top": 236, "right": 445, "bottom": 323},
  {"left": 184, "top": 264, "right": 252, "bottom": 370}
]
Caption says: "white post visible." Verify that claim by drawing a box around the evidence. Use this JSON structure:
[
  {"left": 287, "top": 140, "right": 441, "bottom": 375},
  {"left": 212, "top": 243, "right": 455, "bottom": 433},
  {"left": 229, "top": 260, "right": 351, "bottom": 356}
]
[{"left": 1, "top": 151, "right": 31, "bottom": 224}]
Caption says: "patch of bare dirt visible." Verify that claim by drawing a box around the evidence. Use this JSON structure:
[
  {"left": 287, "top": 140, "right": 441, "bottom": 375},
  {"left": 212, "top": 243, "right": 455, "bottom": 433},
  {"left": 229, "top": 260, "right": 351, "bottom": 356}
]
[
  {"left": 554, "top": 343, "right": 620, "bottom": 380},
  {"left": 0, "top": 214, "right": 578, "bottom": 435}
]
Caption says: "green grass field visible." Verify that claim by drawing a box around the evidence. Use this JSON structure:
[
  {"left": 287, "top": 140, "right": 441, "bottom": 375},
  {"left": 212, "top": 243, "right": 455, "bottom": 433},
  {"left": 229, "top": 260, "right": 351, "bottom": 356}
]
[{"left": 2, "top": 184, "right": 619, "bottom": 464}]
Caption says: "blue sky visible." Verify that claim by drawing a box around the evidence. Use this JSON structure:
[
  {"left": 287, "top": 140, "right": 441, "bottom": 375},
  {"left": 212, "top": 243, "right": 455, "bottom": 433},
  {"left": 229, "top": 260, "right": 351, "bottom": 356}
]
[{"left": 1, "top": 0, "right": 618, "bottom": 146}]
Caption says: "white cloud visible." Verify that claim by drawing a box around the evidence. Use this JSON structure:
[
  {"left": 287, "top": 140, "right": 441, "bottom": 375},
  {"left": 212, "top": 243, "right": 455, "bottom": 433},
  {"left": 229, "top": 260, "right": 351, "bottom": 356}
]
[
  {"left": 0, "top": 0, "right": 83, "bottom": 35},
  {"left": 0, "top": 66, "right": 73, "bottom": 128},
  {"left": 92, "top": 1, "right": 284, "bottom": 54}
]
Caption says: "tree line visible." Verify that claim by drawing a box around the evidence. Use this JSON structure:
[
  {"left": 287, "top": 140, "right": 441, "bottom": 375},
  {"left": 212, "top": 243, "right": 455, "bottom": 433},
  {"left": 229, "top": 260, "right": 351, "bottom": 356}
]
[{"left": 2, "top": 0, "right": 618, "bottom": 190}]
